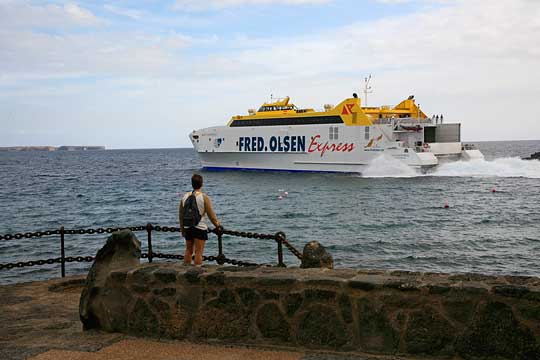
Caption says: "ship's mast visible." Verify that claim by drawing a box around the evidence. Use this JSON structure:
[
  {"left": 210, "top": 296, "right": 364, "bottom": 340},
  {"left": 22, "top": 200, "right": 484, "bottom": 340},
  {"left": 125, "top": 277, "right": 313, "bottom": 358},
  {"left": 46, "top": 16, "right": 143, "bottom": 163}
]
[{"left": 363, "top": 75, "right": 373, "bottom": 106}]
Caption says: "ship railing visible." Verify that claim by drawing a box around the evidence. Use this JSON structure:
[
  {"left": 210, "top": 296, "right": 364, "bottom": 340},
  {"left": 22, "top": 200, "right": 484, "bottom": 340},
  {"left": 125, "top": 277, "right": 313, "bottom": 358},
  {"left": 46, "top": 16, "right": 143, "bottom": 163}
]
[
  {"left": 373, "top": 117, "right": 432, "bottom": 126},
  {"left": 0, "top": 224, "right": 303, "bottom": 279}
]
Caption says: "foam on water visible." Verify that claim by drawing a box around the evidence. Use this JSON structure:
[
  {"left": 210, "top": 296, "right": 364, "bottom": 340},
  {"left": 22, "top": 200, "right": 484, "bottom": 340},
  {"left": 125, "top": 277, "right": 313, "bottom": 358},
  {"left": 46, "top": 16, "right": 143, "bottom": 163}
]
[
  {"left": 431, "top": 157, "right": 540, "bottom": 178},
  {"left": 361, "top": 154, "right": 421, "bottom": 178},
  {"left": 362, "top": 155, "right": 540, "bottom": 179}
]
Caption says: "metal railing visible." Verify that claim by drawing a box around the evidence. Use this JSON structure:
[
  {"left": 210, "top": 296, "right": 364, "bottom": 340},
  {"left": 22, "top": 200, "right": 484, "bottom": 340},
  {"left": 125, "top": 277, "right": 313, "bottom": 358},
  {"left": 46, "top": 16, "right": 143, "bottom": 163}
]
[{"left": 0, "top": 224, "right": 302, "bottom": 277}]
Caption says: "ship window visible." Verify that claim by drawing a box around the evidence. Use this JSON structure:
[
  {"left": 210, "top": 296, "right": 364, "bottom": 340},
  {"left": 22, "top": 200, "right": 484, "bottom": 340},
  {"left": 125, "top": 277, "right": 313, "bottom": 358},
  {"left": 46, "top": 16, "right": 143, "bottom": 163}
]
[
  {"left": 329, "top": 126, "right": 339, "bottom": 140},
  {"left": 364, "top": 126, "right": 370, "bottom": 140},
  {"left": 230, "top": 116, "right": 343, "bottom": 127}
]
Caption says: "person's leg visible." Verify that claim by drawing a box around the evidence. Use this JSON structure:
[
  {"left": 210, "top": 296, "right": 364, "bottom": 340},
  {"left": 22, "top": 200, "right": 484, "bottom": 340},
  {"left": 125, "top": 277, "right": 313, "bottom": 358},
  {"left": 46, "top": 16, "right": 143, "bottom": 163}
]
[
  {"left": 184, "top": 239, "right": 194, "bottom": 265},
  {"left": 194, "top": 238, "right": 206, "bottom": 266}
]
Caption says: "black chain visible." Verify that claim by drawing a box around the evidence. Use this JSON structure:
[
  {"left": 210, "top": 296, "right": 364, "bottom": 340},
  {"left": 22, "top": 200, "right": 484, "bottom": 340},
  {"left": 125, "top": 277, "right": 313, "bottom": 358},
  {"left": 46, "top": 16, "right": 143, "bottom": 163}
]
[
  {"left": 0, "top": 229, "right": 61, "bottom": 241},
  {"left": 1, "top": 224, "right": 298, "bottom": 271}
]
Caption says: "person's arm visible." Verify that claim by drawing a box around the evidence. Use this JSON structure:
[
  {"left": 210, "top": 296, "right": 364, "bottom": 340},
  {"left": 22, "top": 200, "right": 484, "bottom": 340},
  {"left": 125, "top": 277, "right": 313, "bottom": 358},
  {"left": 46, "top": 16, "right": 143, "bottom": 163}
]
[
  {"left": 203, "top": 194, "right": 220, "bottom": 228},
  {"left": 179, "top": 198, "right": 185, "bottom": 235}
]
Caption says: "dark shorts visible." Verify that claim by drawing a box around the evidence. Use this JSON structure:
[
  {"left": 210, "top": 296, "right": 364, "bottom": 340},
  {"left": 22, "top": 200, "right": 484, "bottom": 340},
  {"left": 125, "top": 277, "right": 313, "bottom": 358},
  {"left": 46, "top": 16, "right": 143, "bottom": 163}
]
[{"left": 184, "top": 227, "right": 208, "bottom": 241}]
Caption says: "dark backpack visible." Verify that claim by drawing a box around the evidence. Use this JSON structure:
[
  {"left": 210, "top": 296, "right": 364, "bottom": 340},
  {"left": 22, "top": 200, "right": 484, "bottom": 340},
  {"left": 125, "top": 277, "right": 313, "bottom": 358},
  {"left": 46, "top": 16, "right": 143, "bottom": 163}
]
[{"left": 182, "top": 192, "right": 202, "bottom": 228}]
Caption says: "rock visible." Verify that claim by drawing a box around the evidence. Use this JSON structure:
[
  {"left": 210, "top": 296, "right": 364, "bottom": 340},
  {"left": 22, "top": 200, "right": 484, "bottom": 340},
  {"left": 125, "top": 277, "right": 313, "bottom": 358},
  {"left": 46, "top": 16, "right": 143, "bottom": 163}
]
[
  {"left": 427, "top": 284, "right": 451, "bottom": 294},
  {"left": 256, "top": 303, "right": 290, "bottom": 341},
  {"left": 127, "top": 299, "right": 159, "bottom": 336},
  {"left": 456, "top": 301, "right": 540, "bottom": 359},
  {"left": 193, "top": 291, "right": 248, "bottom": 339},
  {"left": 256, "top": 276, "right": 297, "bottom": 286},
  {"left": 383, "top": 280, "right": 420, "bottom": 292},
  {"left": 300, "top": 241, "right": 333, "bottom": 269},
  {"left": 303, "top": 289, "right": 336, "bottom": 302},
  {"left": 297, "top": 305, "right": 347, "bottom": 348},
  {"left": 283, "top": 292, "right": 303, "bottom": 317},
  {"left": 348, "top": 280, "right": 378, "bottom": 291},
  {"left": 236, "top": 287, "right": 260, "bottom": 308},
  {"left": 154, "top": 269, "right": 177, "bottom": 284},
  {"left": 338, "top": 294, "right": 353, "bottom": 323},
  {"left": 184, "top": 267, "right": 203, "bottom": 283},
  {"left": 492, "top": 284, "right": 530, "bottom": 298},
  {"left": 404, "top": 306, "right": 455, "bottom": 355},
  {"left": 79, "top": 230, "right": 141, "bottom": 330},
  {"left": 523, "top": 151, "right": 540, "bottom": 161},
  {"left": 152, "top": 288, "right": 176, "bottom": 297},
  {"left": 357, "top": 298, "right": 399, "bottom": 354},
  {"left": 205, "top": 272, "right": 225, "bottom": 286}
]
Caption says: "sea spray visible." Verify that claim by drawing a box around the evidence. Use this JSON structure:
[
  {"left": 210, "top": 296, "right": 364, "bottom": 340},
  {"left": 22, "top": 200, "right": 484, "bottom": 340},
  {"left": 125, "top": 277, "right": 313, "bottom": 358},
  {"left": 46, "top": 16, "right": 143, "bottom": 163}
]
[
  {"left": 432, "top": 157, "right": 540, "bottom": 178},
  {"left": 361, "top": 154, "right": 421, "bottom": 178},
  {"left": 362, "top": 155, "right": 540, "bottom": 179}
]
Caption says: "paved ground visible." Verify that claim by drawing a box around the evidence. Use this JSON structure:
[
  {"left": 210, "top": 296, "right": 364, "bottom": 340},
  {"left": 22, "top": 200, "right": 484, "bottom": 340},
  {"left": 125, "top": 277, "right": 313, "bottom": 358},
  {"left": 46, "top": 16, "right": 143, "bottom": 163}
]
[{"left": 0, "top": 276, "right": 428, "bottom": 360}]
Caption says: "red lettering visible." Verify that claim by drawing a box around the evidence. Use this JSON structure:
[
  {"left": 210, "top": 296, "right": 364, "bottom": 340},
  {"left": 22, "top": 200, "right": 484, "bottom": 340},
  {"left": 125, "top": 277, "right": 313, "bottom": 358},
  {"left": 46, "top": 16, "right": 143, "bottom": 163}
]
[
  {"left": 307, "top": 134, "right": 355, "bottom": 157},
  {"left": 308, "top": 135, "right": 321, "bottom": 153}
]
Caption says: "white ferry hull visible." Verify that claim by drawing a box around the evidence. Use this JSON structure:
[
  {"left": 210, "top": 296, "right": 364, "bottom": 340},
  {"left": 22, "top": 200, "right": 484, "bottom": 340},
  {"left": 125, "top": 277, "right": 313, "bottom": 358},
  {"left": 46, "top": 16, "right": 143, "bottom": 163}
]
[{"left": 190, "top": 123, "right": 442, "bottom": 174}]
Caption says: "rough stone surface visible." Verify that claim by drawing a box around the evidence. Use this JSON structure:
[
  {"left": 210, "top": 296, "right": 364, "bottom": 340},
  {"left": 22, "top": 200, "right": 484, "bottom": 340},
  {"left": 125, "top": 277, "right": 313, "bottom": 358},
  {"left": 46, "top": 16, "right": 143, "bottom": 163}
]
[
  {"left": 456, "top": 301, "right": 540, "bottom": 359},
  {"left": 1, "top": 275, "right": 458, "bottom": 360},
  {"left": 404, "top": 306, "right": 455, "bottom": 355},
  {"left": 300, "top": 241, "right": 334, "bottom": 269},
  {"left": 297, "top": 305, "right": 347, "bottom": 348},
  {"left": 357, "top": 298, "right": 398, "bottom": 354},
  {"left": 79, "top": 260, "right": 540, "bottom": 359},
  {"left": 256, "top": 303, "right": 290, "bottom": 341},
  {"left": 79, "top": 230, "right": 141, "bottom": 330}
]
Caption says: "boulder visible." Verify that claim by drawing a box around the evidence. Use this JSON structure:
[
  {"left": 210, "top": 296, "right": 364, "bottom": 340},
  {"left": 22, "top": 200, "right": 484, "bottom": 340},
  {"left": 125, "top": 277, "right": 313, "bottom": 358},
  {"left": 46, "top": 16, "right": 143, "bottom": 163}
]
[
  {"left": 79, "top": 230, "right": 141, "bottom": 330},
  {"left": 523, "top": 151, "right": 540, "bottom": 161},
  {"left": 300, "top": 241, "right": 333, "bottom": 269}
]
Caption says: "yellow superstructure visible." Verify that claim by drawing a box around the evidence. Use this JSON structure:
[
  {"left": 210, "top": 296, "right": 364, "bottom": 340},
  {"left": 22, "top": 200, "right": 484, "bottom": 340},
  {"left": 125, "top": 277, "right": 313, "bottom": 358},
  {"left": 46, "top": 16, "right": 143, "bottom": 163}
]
[{"left": 227, "top": 95, "right": 428, "bottom": 127}]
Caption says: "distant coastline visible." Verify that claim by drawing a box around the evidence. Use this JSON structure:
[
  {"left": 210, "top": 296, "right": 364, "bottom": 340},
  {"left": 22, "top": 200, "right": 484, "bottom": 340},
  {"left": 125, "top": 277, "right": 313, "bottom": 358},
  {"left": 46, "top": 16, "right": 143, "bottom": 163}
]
[{"left": 0, "top": 146, "right": 106, "bottom": 152}]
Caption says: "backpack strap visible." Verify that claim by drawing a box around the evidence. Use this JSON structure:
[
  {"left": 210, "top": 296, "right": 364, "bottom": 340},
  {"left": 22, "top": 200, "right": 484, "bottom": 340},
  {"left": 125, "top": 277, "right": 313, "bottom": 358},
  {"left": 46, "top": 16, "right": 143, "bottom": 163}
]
[{"left": 190, "top": 190, "right": 206, "bottom": 217}]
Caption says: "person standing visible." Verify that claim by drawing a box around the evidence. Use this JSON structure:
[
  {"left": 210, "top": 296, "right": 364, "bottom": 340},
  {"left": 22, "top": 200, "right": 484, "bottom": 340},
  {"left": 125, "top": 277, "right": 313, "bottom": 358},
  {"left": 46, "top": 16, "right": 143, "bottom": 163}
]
[{"left": 179, "top": 174, "right": 221, "bottom": 266}]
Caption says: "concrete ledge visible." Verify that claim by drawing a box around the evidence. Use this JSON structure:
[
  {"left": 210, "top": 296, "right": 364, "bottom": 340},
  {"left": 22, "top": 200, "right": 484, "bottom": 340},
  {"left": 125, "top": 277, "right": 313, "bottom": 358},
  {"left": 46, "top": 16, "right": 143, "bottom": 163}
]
[{"left": 81, "top": 264, "right": 540, "bottom": 359}]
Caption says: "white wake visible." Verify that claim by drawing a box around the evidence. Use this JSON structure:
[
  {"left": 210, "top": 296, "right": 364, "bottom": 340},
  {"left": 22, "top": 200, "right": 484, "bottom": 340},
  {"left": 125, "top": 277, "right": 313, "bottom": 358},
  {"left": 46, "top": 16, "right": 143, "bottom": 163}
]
[
  {"left": 431, "top": 157, "right": 540, "bottom": 178},
  {"left": 361, "top": 155, "right": 540, "bottom": 178},
  {"left": 362, "top": 154, "right": 421, "bottom": 178}
]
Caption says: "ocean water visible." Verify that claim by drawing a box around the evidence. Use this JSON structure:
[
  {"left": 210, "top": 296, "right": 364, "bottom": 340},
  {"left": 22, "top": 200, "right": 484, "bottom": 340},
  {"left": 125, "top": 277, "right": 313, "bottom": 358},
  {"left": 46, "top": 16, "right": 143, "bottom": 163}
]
[{"left": 1, "top": 140, "right": 539, "bottom": 284}]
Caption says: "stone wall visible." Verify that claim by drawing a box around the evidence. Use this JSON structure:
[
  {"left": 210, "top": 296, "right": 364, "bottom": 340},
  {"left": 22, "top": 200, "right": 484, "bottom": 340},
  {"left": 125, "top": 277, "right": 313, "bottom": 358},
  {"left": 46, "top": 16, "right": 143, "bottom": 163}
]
[{"left": 81, "top": 263, "right": 540, "bottom": 359}]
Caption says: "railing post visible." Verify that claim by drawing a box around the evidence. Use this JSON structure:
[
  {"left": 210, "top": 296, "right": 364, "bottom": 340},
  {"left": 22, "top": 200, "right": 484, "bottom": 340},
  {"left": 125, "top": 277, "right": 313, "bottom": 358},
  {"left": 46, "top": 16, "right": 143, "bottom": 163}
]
[
  {"left": 60, "top": 226, "right": 65, "bottom": 278},
  {"left": 275, "top": 232, "right": 285, "bottom": 267},
  {"left": 146, "top": 223, "right": 153, "bottom": 263},
  {"left": 216, "top": 227, "right": 225, "bottom": 265}
]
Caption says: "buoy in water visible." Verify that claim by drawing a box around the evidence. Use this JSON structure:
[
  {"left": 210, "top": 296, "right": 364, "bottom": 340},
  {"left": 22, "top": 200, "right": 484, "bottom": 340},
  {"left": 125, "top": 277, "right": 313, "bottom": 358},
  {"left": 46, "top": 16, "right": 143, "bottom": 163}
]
[
  {"left": 491, "top": 188, "right": 497, "bottom": 193},
  {"left": 278, "top": 195, "right": 283, "bottom": 200},
  {"left": 284, "top": 191, "right": 289, "bottom": 195},
  {"left": 444, "top": 203, "right": 449, "bottom": 209}
]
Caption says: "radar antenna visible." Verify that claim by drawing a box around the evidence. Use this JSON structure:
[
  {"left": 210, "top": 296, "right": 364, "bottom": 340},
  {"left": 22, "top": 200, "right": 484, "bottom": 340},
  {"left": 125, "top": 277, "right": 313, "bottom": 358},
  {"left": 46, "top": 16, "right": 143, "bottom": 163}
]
[{"left": 363, "top": 75, "right": 373, "bottom": 106}]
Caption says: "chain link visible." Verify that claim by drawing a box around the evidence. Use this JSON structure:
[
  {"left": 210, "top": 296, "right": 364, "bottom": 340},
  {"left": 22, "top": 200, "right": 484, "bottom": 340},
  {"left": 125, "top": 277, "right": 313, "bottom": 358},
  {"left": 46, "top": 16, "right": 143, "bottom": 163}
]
[{"left": 1, "top": 224, "right": 300, "bottom": 271}]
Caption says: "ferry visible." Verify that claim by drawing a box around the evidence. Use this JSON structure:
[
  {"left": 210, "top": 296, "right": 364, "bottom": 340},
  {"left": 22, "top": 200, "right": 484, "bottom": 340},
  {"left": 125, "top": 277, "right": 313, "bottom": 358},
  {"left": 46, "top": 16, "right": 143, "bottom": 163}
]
[{"left": 189, "top": 93, "right": 483, "bottom": 173}]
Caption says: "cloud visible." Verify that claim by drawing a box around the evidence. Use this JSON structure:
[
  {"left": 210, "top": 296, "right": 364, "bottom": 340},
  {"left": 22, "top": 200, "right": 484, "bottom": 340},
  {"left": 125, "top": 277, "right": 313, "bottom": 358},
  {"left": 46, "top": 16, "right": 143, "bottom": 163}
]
[
  {"left": 0, "top": 1, "right": 101, "bottom": 28},
  {"left": 173, "top": 0, "right": 332, "bottom": 11},
  {"left": 103, "top": 4, "right": 145, "bottom": 20},
  {"left": 1, "top": 0, "right": 540, "bottom": 147}
]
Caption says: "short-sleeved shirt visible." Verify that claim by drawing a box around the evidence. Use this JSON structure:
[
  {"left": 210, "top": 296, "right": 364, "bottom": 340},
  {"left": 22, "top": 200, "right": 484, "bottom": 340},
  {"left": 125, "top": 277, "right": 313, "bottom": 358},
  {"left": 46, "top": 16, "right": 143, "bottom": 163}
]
[{"left": 181, "top": 192, "right": 207, "bottom": 230}]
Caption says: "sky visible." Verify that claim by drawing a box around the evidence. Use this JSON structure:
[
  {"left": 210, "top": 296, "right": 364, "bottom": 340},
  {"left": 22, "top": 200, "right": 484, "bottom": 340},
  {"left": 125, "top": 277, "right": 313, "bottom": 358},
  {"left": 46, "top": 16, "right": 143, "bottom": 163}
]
[{"left": 1, "top": 0, "right": 539, "bottom": 149}]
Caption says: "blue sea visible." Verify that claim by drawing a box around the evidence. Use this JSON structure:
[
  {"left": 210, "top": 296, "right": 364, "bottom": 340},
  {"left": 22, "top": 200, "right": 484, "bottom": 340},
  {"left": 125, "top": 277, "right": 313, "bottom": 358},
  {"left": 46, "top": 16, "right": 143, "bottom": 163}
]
[{"left": 1, "top": 141, "right": 540, "bottom": 284}]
